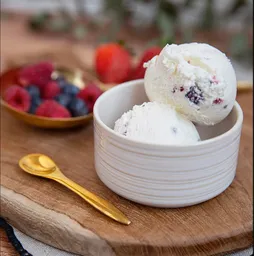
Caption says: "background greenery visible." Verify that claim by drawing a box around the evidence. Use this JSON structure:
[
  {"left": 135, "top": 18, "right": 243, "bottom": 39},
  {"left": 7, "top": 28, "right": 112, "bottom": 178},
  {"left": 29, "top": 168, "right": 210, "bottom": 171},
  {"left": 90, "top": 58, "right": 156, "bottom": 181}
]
[{"left": 1, "top": 0, "right": 252, "bottom": 64}]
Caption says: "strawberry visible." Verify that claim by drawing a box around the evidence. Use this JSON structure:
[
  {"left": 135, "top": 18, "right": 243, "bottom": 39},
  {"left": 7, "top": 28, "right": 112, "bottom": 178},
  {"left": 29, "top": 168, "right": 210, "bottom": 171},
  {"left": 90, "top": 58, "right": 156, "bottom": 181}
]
[
  {"left": 131, "top": 46, "right": 162, "bottom": 79},
  {"left": 17, "top": 61, "right": 54, "bottom": 88},
  {"left": 95, "top": 43, "right": 131, "bottom": 83},
  {"left": 4, "top": 85, "right": 31, "bottom": 112}
]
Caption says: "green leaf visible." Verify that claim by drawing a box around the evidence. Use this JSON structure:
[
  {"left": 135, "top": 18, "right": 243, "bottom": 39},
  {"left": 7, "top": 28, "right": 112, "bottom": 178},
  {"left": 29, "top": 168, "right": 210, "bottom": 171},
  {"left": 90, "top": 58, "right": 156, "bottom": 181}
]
[
  {"left": 159, "top": 36, "right": 175, "bottom": 48},
  {"left": 117, "top": 39, "right": 136, "bottom": 56},
  {"left": 227, "top": 0, "right": 248, "bottom": 15},
  {"left": 200, "top": 0, "right": 215, "bottom": 30},
  {"left": 104, "top": 0, "right": 125, "bottom": 41},
  {"left": 157, "top": 9, "right": 176, "bottom": 47},
  {"left": 230, "top": 33, "right": 249, "bottom": 58},
  {"left": 105, "top": 0, "right": 124, "bottom": 11},
  {"left": 28, "top": 12, "right": 50, "bottom": 31},
  {"left": 117, "top": 39, "right": 125, "bottom": 47},
  {"left": 157, "top": 11, "right": 174, "bottom": 39},
  {"left": 47, "top": 17, "right": 71, "bottom": 32},
  {"left": 159, "top": 0, "right": 178, "bottom": 20}
]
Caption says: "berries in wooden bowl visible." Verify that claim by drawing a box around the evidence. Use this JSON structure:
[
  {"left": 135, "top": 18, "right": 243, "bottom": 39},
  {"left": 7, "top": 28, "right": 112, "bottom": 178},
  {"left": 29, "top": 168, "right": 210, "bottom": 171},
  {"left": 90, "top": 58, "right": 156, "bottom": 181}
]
[{"left": 0, "top": 61, "right": 103, "bottom": 129}]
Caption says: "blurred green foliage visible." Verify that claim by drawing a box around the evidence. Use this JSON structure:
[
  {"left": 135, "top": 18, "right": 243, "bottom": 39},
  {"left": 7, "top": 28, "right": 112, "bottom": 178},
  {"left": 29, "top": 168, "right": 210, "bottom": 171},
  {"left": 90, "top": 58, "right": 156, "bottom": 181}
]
[{"left": 25, "top": 0, "right": 252, "bottom": 62}]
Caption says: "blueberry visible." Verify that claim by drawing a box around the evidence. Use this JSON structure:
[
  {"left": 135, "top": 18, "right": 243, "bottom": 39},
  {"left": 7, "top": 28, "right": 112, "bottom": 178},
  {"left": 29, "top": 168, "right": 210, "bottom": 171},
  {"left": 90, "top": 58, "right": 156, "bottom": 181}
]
[
  {"left": 55, "top": 94, "right": 72, "bottom": 107},
  {"left": 29, "top": 97, "right": 42, "bottom": 114},
  {"left": 68, "top": 98, "right": 88, "bottom": 117},
  {"left": 55, "top": 76, "right": 67, "bottom": 89},
  {"left": 56, "top": 75, "right": 65, "bottom": 82},
  {"left": 62, "top": 84, "right": 80, "bottom": 96},
  {"left": 26, "top": 85, "right": 40, "bottom": 98}
]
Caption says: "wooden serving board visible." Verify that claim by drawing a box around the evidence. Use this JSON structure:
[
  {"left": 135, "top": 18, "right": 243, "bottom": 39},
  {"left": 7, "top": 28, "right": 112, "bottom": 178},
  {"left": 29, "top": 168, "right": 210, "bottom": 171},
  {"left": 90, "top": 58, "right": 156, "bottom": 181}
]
[
  {"left": 0, "top": 15, "right": 252, "bottom": 256},
  {"left": 0, "top": 92, "right": 253, "bottom": 256}
]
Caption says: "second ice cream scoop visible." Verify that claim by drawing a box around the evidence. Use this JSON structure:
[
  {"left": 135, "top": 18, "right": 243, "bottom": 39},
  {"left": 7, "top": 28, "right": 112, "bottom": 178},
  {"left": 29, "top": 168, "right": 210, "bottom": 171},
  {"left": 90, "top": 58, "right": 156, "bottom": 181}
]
[{"left": 114, "top": 102, "right": 200, "bottom": 145}]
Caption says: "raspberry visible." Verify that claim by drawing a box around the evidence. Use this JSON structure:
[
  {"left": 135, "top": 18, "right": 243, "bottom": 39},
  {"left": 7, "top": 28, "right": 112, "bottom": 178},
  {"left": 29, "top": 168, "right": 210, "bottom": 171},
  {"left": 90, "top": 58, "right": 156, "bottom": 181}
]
[
  {"left": 4, "top": 85, "right": 31, "bottom": 112},
  {"left": 77, "top": 84, "right": 102, "bottom": 112},
  {"left": 17, "top": 61, "right": 54, "bottom": 88},
  {"left": 42, "top": 81, "right": 61, "bottom": 99},
  {"left": 35, "top": 100, "right": 71, "bottom": 118},
  {"left": 131, "top": 46, "right": 162, "bottom": 79}
]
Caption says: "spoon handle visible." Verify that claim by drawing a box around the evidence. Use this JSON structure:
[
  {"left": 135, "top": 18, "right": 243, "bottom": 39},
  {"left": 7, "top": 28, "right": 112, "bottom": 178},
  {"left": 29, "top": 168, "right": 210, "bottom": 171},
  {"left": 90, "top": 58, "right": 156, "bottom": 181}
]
[{"left": 52, "top": 175, "right": 131, "bottom": 225}]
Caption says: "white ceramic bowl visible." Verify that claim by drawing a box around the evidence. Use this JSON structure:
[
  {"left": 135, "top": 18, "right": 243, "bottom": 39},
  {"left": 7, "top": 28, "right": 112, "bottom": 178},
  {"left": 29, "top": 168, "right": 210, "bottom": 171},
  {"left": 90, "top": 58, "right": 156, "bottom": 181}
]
[{"left": 93, "top": 80, "right": 243, "bottom": 207}]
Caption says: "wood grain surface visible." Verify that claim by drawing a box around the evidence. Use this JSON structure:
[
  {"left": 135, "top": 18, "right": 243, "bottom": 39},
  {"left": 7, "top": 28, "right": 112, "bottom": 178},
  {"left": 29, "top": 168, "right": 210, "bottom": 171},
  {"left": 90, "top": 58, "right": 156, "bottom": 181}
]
[
  {"left": 1, "top": 91, "right": 253, "bottom": 256},
  {"left": 1, "top": 14, "right": 253, "bottom": 256},
  {"left": 0, "top": 229, "right": 18, "bottom": 256}
]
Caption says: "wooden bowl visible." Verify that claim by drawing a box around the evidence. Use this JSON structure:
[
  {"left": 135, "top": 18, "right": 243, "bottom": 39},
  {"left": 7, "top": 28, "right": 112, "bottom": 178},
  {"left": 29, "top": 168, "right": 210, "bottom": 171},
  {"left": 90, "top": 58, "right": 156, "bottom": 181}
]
[{"left": 0, "top": 66, "right": 95, "bottom": 129}]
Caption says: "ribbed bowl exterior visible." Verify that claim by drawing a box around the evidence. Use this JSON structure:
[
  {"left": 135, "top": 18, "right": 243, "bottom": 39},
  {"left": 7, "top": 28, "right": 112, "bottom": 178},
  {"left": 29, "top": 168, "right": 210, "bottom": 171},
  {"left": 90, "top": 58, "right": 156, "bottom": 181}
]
[{"left": 93, "top": 80, "right": 243, "bottom": 207}]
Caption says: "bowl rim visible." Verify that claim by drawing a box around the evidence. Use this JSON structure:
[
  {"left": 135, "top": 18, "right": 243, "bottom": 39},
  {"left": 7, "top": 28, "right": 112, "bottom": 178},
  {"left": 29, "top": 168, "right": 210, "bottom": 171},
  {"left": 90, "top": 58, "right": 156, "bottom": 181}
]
[{"left": 93, "top": 79, "right": 244, "bottom": 149}]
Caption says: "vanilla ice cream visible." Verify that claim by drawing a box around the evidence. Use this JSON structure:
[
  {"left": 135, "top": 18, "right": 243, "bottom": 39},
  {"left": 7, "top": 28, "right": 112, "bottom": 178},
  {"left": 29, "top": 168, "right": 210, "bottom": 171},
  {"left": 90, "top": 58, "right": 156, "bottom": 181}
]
[
  {"left": 144, "top": 43, "right": 237, "bottom": 125},
  {"left": 114, "top": 102, "right": 200, "bottom": 145}
]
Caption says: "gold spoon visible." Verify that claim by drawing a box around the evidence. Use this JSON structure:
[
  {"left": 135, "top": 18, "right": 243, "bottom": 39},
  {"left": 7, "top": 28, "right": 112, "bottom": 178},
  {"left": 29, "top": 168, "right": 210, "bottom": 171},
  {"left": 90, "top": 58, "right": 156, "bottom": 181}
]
[{"left": 19, "top": 154, "right": 131, "bottom": 225}]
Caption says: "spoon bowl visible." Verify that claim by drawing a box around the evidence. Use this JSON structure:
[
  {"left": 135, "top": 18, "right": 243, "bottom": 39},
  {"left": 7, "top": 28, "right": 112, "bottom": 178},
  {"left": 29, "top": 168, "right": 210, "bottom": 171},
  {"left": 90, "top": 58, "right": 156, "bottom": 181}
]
[{"left": 19, "top": 154, "right": 56, "bottom": 176}]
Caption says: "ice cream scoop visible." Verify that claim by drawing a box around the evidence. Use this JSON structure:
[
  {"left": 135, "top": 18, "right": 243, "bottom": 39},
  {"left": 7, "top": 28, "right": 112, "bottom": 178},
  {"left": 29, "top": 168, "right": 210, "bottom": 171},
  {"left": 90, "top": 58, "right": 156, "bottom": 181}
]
[
  {"left": 114, "top": 102, "right": 200, "bottom": 145},
  {"left": 144, "top": 43, "right": 237, "bottom": 125}
]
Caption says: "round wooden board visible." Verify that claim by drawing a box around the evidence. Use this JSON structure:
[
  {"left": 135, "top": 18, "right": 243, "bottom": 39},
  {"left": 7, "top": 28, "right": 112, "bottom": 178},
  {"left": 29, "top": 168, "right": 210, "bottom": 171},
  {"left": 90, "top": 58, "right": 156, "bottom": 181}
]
[{"left": 0, "top": 93, "right": 253, "bottom": 256}]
